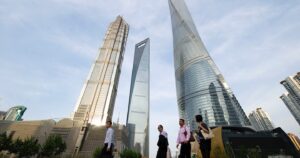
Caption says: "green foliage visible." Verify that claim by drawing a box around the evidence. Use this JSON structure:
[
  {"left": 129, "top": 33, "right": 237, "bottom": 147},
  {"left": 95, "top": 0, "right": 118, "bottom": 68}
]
[
  {"left": 18, "top": 137, "right": 40, "bottom": 158},
  {"left": 0, "top": 133, "right": 67, "bottom": 157},
  {"left": 224, "top": 143, "right": 234, "bottom": 158},
  {"left": 232, "top": 145, "right": 264, "bottom": 158},
  {"left": 120, "top": 148, "right": 142, "bottom": 158},
  {"left": 0, "top": 133, "right": 40, "bottom": 157},
  {"left": 93, "top": 147, "right": 102, "bottom": 158},
  {"left": 10, "top": 138, "right": 23, "bottom": 154},
  {"left": 40, "top": 134, "right": 66, "bottom": 157},
  {"left": 235, "top": 145, "right": 247, "bottom": 158},
  {"left": 0, "top": 132, "right": 13, "bottom": 152}
]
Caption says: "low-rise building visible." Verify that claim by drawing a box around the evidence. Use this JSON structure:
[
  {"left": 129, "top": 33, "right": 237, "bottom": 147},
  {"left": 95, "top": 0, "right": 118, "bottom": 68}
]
[{"left": 0, "top": 119, "right": 128, "bottom": 158}]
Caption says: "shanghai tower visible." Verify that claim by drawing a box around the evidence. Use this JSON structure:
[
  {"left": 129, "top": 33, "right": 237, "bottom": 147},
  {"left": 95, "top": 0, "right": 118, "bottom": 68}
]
[
  {"left": 72, "top": 16, "right": 129, "bottom": 126},
  {"left": 126, "top": 38, "right": 150, "bottom": 157},
  {"left": 168, "top": 0, "right": 250, "bottom": 129}
]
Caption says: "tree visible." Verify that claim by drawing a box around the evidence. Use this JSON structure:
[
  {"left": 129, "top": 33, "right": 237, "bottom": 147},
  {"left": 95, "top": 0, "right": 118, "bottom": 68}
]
[
  {"left": 1, "top": 133, "right": 40, "bottom": 157},
  {"left": 10, "top": 138, "right": 23, "bottom": 154},
  {"left": 18, "top": 137, "right": 40, "bottom": 158},
  {"left": 0, "top": 132, "right": 13, "bottom": 152},
  {"left": 120, "top": 148, "right": 141, "bottom": 158},
  {"left": 40, "top": 134, "right": 66, "bottom": 157}
]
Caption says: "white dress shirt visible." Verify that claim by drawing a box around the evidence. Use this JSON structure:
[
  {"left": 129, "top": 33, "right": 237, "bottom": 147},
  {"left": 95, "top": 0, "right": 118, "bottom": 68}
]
[{"left": 104, "top": 127, "right": 115, "bottom": 148}]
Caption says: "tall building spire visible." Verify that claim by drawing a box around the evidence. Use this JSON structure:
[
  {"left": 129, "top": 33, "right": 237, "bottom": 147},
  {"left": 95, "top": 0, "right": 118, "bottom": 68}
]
[
  {"left": 168, "top": 0, "right": 250, "bottom": 129},
  {"left": 126, "top": 38, "right": 150, "bottom": 157},
  {"left": 72, "top": 16, "right": 129, "bottom": 126}
]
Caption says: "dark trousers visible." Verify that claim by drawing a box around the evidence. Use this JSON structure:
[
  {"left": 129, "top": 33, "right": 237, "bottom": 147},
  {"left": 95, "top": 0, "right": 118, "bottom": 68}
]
[
  {"left": 200, "top": 139, "right": 211, "bottom": 158},
  {"left": 156, "top": 147, "right": 167, "bottom": 158},
  {"left": 179, "top": 143, "right": 191, "bottom": 158},
  {"left": 100, "top": 143, "right": 114, "bottom": 158}
]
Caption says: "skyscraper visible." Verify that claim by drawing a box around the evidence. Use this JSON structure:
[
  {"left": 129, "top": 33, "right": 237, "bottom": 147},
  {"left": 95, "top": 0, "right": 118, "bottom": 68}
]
[
  {"left": 72, "top": 16, "right": 129, "bottom": 126},
  {"left": 168, "top": 0, "right": 250, "bottom": 129},
  {"left": 126, "top": 38, "right": 150, "bottom": 157},
  {"left": 281, "top": 93, "right": 300, "bottom": 125},
  {"left": 248, "top": 107, "right": 274, "bottom": 131},
  {"left": 280, "top": 72, "right": 300, "bottom": 125}
]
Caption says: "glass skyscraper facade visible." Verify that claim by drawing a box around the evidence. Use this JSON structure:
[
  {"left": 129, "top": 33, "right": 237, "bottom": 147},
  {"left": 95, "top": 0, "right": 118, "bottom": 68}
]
[
  {"left": 168, "top": 0, "right": 250, "bottom": 130},
  {"left": 72, "top": 16, "right": 129, "bottom": 126},
  {"left": 280, "top": 72, "right": 300, "bottom": 125},
  {"left": 126, "top": 38, "right": 150, "bottom": 157},
  {"left": 248, "top": 108, "right": 274, "bottom": 131},
  {"left": 4, "top": 106, "right": 26, "bottom": 121}
]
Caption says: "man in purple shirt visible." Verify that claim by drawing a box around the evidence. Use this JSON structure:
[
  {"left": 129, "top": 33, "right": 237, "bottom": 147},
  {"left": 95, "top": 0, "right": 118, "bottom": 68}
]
[{"left": 176, "top": 119, "right": 191, "bottom": 158}]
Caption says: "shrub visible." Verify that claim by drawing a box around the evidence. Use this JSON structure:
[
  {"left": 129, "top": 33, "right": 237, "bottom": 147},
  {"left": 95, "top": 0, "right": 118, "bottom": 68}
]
[
  {"left": 120, "top": 148, "right": 141, "bottom": 158},
  {"left": 18, "top": 137, "right": 40, "bottom": 158},
  {"left": 40, "top": 134, "right": 66, "bottom": 157},
  {"left": 93, "top": 147, "right": 102, "bottom": 158},
  {"left": 0, "top": 132, "right": 13, "bottom": 152}
]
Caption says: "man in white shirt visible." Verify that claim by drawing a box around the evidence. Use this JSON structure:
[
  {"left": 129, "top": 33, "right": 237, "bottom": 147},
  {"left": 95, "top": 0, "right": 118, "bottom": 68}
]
[
  {"left": 101, "top": 120, "right": 115, "bottom": 158},
  {"left": 176, "top": 119, "right": 191, "bottom": 158}
]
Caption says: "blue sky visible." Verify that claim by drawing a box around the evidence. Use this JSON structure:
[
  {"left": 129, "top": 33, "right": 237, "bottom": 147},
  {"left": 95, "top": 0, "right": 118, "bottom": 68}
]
[{"left": 0, "top": 0, "right": 300, "bottom": 157}]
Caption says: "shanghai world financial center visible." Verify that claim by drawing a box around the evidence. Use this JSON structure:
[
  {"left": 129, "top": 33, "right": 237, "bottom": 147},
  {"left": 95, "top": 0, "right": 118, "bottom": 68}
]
[{"left": 126, "top": 39, "right": 150, "bottom": 157}]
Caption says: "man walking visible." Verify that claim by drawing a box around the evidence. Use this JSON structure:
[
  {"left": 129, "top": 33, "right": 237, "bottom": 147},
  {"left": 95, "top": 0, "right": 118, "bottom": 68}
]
[
  {"left": 101, "top": 120, "right": 115, "bottom": 158},
  {"left": 176, "top": 119, "right": 191, "bottom": 158},
  {"left": 156, "top": 124, "right": 169, "bottom": 158}
]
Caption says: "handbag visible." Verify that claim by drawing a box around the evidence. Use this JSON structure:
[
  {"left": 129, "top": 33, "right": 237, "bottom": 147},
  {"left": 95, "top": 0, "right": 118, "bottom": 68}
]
[
  {"left": 184, "top": 127, "right": 195, "bottom": 142},
  {"left": 200, "top": 127, "right": 214, "bottom": 140},
  {"left": 189, "top": 131, "right": 195, "bottom": 142}
]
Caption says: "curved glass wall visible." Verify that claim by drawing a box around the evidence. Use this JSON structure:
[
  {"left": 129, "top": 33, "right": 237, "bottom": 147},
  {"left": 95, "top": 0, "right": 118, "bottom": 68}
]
[{"left": 169, "top": 0, "right": 250, "bottom": 130}]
